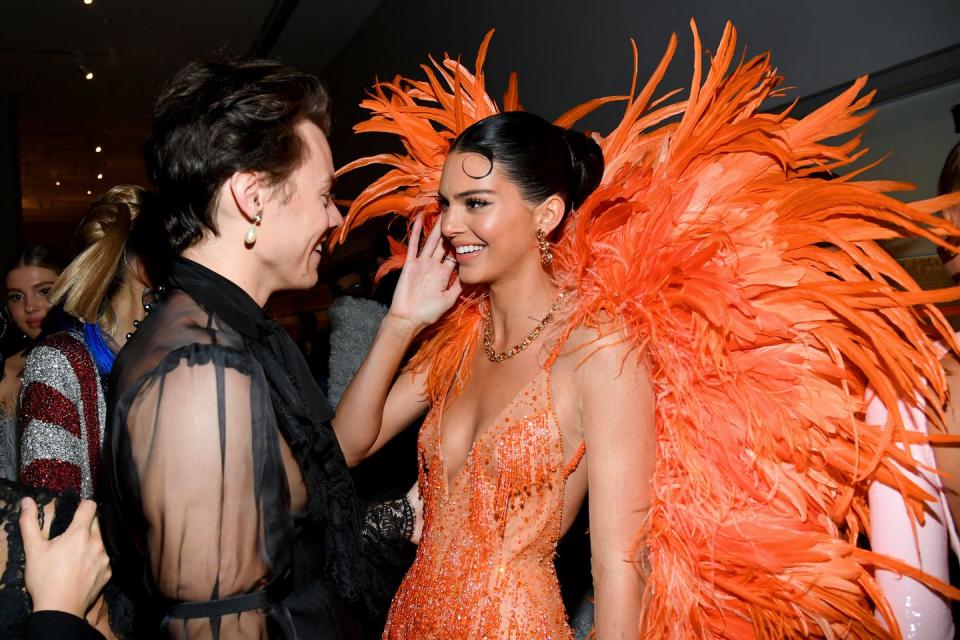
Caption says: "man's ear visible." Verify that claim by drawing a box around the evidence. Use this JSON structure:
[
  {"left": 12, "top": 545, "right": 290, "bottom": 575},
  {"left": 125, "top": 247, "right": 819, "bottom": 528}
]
[
  {"left": 227, "top": 171, "right": 263, "bottom": 222},
  {"left": 534, "top": 194, "right": 566, "bottom": 236}
]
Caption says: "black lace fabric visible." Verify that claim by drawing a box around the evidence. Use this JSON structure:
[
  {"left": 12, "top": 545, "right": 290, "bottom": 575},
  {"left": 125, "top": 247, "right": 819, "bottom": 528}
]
[
  {"left": 0, "top": 480, "right": 132, "bottom": 639},
  {"left": 362, "top": 497, "right": 414, "bottom": 547},
  {"left": 103, "top": 259, "right": 383, "bottom": 639}
]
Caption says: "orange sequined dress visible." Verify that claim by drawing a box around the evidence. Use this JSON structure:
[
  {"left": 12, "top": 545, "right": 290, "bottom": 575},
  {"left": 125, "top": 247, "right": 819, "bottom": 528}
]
[{"left": 384, "top": 342, "right": 585, "bottom": 639}]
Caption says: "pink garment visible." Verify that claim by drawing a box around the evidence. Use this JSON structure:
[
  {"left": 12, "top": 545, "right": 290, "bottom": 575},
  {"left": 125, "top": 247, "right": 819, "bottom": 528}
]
[{"left": 867, "top": 393, "right": 957, "bottom": 640}]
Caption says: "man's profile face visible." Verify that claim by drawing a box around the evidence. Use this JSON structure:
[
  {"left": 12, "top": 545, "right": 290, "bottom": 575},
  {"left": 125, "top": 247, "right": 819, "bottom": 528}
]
[{"left": 256, "top": 121, "right": 344, "bottom": 291}]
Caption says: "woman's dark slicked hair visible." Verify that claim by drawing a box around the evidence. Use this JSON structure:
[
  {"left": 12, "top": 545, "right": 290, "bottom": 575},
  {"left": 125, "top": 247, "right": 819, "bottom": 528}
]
[
  {"left": 142, "top": 59, "right": 331, "bottom": 257},
  {"left": 450, "top": 111, "right": 604, "bottom": 216}
]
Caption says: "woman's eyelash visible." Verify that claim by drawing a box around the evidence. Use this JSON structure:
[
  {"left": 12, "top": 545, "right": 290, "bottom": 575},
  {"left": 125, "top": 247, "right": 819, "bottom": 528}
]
[{"left": 465, "top": 198, "right": 489, "bottom": 208}]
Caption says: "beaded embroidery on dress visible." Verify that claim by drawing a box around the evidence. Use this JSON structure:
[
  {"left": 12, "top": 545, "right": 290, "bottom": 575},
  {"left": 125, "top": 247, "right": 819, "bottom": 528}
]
[{"left": 384, "top": 330, "right": 584, "bottom": 639}]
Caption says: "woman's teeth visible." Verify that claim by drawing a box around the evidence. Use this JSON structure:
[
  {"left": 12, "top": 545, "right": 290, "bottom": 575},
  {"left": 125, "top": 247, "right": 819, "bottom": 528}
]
[{"left": 455, "top": 244, "right": 485, "bottom": 255}]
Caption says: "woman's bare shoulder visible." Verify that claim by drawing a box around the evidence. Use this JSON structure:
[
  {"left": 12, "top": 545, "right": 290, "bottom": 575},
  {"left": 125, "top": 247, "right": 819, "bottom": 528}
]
[{"left": 556, "top": 322, "right": 643, "bottom": 371}]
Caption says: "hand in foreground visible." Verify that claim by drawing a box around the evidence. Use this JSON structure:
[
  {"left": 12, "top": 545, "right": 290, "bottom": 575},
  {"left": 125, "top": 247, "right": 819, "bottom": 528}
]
[
  {"left": 388, "top": 215, "right": 462, "bottom": 330},
  {"left": 20, "top": 497, "right": 111, "bottom": 618}
]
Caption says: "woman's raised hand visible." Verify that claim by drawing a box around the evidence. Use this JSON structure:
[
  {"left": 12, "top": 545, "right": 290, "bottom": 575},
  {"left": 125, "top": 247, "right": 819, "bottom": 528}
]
[{"left": 388, "top": 215, "right": 462, "bottom": 330}]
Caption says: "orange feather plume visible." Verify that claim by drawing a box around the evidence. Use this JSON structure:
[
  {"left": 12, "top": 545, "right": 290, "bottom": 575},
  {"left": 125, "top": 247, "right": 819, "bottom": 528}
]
[{"left": 338, "top": 21, "right": 960, "bottom": 639}]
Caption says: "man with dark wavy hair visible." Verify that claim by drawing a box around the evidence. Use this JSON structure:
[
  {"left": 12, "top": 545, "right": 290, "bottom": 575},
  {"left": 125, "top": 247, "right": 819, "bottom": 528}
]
[{"left": 102, "top": 59, "right": 385, "bottom": 639}]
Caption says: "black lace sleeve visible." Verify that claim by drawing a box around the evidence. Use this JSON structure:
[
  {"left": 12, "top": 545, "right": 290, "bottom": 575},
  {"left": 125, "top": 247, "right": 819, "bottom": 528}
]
[{"left": 0, "top": 480, "right": 132, "bottom": 640}]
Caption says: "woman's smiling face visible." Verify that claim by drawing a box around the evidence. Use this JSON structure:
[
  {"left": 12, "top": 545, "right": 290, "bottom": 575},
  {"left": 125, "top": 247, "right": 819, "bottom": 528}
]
[{"left": 438, "top": 152, "right": 541, "bottom": 285}]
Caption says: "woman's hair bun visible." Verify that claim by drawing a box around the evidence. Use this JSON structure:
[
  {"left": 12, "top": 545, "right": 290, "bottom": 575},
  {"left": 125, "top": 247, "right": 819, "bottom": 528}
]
[
  {"left": 558, "top": 127, "right": 604, "bottom": 209},
  {"left": 451, "top": 111, "right": 605, "bottom": 215}
]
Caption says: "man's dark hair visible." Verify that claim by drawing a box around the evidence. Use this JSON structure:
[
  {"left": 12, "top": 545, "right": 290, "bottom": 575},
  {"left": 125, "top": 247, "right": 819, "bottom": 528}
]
[{"left": 141, "top": 59, "right": 331, "bottom": 256}]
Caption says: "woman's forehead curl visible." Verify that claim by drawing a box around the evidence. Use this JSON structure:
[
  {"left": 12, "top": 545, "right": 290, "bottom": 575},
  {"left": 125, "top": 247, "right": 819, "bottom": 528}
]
[{"left": 461, "top": 152, "right": 494, "bottom": 180}]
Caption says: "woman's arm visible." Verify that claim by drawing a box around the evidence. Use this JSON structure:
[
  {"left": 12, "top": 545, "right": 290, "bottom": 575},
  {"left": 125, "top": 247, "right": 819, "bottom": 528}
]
[
  {"left": 580, "top": 335, "right": 656, "bottom": 638},
  {"left": 332, "top": 216, "right": 461, "bottom": 465},
  {"left": 20, "top": 335, "right": 99, "bottom": 495},
  {"left": 866, "top": 391, "right": 955, "bottom": 639}
]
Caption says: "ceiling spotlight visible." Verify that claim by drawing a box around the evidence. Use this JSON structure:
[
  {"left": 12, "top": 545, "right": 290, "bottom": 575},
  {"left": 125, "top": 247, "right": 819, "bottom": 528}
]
[
  {"left": 97, "top": 173, "right": 103, "bottom": 180},
  {"left": 55, "top": 181, "right": 61, "bottom": 186},
  {"left": 83, "top": 0, "right": 93, "bottom": 5},
  {"left": 94, "top": 145, "right": 102, "bottom": 153},
  {"left": 86, "top": 189, "right": 92, "bottom": 195},
  {"left": 73, "top": 54, "right": 96, "bottom": 82}
]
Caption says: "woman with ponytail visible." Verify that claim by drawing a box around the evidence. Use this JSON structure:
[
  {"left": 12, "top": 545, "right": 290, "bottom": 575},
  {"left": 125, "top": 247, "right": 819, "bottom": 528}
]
[{"left": 19, "top": 185, "right": 153, "bottom": 498}]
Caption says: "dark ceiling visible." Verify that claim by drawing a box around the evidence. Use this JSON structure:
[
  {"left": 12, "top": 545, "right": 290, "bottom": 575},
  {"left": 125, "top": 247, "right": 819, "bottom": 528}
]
[{"left": 0, "top": 0, "right": 380, "bottom": 232}]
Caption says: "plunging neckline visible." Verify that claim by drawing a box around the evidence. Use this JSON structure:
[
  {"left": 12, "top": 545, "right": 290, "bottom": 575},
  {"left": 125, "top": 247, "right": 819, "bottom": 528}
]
[{"left": 435, "top": 367, "right": 548, "bottom": 492}]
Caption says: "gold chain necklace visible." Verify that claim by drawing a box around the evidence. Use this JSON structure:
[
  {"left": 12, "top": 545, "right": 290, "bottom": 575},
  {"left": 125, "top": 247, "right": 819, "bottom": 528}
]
[{"left": 483, "top": 292, "right": 565, "bottom": 363}]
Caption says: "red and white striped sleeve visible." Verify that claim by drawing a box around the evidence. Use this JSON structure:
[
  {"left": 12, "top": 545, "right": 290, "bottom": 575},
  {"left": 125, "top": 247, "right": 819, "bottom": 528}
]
[{"left": 19, "top": 331, "right": 105, "bottom": 497}]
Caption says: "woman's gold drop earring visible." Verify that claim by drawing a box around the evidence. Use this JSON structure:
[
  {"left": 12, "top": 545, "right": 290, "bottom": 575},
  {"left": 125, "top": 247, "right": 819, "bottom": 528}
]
[
  {"left": 537, "top": 228, "right": 553, "bottom": 265},
  {"left": 245, "top": 207, "right": 263, "bottom": 245}
]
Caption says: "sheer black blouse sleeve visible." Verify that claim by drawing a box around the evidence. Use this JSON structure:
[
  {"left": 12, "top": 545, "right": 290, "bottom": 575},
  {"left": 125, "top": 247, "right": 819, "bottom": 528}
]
[
  {"left": 104, "top": 260, "right": 387, "bottom": 639},
  {"left": 105, "top": 314, "right": 293, "bottom": 636}
]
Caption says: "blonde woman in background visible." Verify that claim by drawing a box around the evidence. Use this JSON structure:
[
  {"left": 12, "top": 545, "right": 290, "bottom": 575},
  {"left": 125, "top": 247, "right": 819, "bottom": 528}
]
[{"left": 19, "top": 185, "right": 154, "bottom": 497}]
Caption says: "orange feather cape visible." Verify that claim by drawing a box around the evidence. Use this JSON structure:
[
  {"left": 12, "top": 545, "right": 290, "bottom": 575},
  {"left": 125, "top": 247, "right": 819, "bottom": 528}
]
[{"left": 334, "top": 21, "right": 960, "bottom": 639}]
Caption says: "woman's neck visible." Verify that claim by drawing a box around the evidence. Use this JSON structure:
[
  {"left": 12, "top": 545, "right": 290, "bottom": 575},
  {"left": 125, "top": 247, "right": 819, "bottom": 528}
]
[
  {"left": 103, "top": 276, "right": 146, "bottom": 350},
  {"left": 486, "top": 267, "right": 559, "bottom": 349}
]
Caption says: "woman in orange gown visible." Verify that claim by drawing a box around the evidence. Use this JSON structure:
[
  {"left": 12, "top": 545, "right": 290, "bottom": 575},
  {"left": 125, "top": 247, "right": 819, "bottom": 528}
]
[
  {"left": 333, "top": 111, "right": 653, "bottom": 638},
  {"left": 332, "top": 23, "right": 960, "bottom": 639}
]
